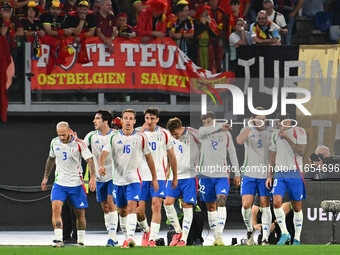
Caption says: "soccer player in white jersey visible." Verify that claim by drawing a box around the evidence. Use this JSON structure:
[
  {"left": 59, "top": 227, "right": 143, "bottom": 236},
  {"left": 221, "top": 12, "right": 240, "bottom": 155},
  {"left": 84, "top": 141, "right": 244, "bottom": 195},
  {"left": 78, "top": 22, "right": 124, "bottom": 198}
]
[
  {"left": 236, "top": 108, "right": 273, "bottom": 245},
  {"left": 198, "top": 112, "right": 240, "bottom": 246},
  {"left": 164, "top": 117, "right": 200, "bottom": 247},
  {"left": 83, "top": 110, "right": 118, "bottom": 247},
  {"left": 266, "top": 113, "right": 307, "bottom": 245},
  {"left": 136, "top": 107, "right": 178, "bottom": 247},
  {"left": 41, "top": 121, "right": 96, "bottom": 247},
  {"left": 99, "top": 109, "right": 159, "bottom": 248}
]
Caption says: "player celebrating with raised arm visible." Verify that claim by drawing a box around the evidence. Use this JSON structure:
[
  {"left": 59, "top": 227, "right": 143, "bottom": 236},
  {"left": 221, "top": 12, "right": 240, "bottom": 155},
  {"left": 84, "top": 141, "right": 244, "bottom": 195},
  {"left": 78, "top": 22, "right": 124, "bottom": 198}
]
[
  {"left": 236, "top": 109, "right": 273, "bottom": 245},
  {"left": 99, "top": 109, "right": 159, "bottom": 248},
  {"left": 164, "top": 117, "right": 200, "bottom": 247},
  {"left": 83, "top": 110, "right": 118, "bottom": 247},
  {"left": 41, "top": 121, "right": 96, "bottom": 247},
  {"left": 266, "top": 113, "right": 307, "bottom": 245},
  {"left": 199, "top": 112, "right": 240, "bottom": 246},
  {"left": 136, "top": 107, "right": 178, "bottom": 247}
]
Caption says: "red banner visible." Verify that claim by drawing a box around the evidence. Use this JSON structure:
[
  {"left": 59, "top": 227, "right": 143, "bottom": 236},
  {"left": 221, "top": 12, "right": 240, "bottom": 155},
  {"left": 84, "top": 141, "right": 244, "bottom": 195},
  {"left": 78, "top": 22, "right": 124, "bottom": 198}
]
[{"left": 31, "top": 37, "right": 234, "bottom": 93}]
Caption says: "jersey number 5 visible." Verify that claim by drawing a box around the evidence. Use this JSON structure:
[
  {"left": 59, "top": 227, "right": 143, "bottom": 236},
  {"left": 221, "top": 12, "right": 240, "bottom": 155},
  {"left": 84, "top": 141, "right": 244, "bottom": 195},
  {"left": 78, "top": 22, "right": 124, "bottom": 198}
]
[{"left": 257, "top": 139, "right": 263, "bottom": 148}]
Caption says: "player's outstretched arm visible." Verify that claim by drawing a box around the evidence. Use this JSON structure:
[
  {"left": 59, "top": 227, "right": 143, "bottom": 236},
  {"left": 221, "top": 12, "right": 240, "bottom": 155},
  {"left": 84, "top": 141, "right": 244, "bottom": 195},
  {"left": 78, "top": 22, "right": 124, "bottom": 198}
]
[
  {"left": 236, "top": 126, "right": 251, "bottom": 145},
  {"left": 167, "top": 148, "right": 178, "bottom": 189},
  {"left": 145, "top": 153, "right": 159, "bottom": 193},
  {"left": 41, "top": 156, "right": 55, "bottom": 191},
  {"left": 86, "top": 157, "right": 96, "bottom": 192}
]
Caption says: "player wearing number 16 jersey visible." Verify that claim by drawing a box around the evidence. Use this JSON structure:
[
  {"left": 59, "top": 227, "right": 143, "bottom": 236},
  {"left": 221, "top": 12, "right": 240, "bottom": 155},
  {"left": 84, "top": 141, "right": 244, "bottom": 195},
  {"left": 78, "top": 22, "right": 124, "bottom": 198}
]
[
  {"left": 164, "top": 117, "right": 200, "bottom": 247},
  {"left": 136, "top": 107, "right": 178, "bottom": 247},
  {"left": 99, "top": 109, "right": 159, "bottom": 248},
  {"left": 84, "top": 110, "right": 118, "bottom": 247}
]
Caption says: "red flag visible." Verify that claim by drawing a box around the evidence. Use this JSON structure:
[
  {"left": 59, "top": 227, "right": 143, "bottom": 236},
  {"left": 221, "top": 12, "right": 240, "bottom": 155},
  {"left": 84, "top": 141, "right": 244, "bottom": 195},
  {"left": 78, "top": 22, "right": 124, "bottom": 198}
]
[{"left": 0, "top": 35, "right": 13, "bottom": 122}]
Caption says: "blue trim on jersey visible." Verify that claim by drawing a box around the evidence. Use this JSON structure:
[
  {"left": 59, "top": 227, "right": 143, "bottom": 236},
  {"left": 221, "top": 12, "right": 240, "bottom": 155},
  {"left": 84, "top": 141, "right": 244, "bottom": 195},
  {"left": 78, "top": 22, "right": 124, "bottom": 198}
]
[
  {"left": 145, "top": 126, "right": 159, "bottom": 132},
  {"left": 61, "top": 135, "right": 74, "bottom": 144},
  {"left": 120, "top": 129, "right": 136, "bottom": 136}
]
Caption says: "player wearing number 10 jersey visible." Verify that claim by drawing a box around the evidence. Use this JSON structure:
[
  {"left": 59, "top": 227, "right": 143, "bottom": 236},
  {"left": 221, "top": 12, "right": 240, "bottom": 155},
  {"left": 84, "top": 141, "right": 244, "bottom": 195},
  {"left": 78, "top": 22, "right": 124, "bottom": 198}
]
[
  {"left": 99, "top": 109, "right": 159, "bottom": 248},
  {"left": 164, "top": 117, "right": 200, "bottom": 247},
  {"left": 136, "top": 107, "right": 178, "bottom": 247}
]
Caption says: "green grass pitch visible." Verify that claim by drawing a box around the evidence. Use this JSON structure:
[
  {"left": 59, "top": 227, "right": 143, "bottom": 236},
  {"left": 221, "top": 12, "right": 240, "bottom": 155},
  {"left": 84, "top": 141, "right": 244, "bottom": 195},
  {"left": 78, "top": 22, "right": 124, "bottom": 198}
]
[{"left": 1, "top": 245, "right": 340, "bottom": 255}]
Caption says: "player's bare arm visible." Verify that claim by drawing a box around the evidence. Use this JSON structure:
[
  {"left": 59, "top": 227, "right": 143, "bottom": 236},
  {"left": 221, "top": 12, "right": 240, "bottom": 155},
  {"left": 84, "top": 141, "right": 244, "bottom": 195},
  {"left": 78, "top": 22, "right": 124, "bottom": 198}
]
[
  {"left": 41, "top": 156, "right": 56, "bottom": 191},
  {"left": 86, "top": 157, "right": 96, "bottom": 192},
  {"left": 145, "top": 153, "right": 159, "bottom": 192},
  {"left": 236, "top": 126, "right": 251, "bottom": 145},
  {"left": 266, "top": 150, "right": 276, "bottom": 189},
  {"left": 99, "top": 150, "right": 109, "bottom": 175},
  {"left": 167, "top": 148, "right": 178, "bottom": 189}
]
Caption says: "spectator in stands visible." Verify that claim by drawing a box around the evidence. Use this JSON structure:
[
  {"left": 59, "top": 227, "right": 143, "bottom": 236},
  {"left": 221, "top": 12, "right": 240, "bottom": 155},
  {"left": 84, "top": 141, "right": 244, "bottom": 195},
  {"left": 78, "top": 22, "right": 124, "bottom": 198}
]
[
  {"left": 40, "top": 0, "right": 65, "bottom": 37},
  {"left": 0, "top": 1, "right": 24, "bottom": 49},
  {"left": 250, "top": 10, "right": 281, "bottom": 45},
  {"left": 219, "top": 0, "right": 250, "bottom": 18},
  {"left": 96, "top": 0, "right": 117, "bottom": 53},
  {"left": 133, "top": 0, "right": 148, "bottom": 13},
  {"left": 167, "top": 0, "right": 194, "bottom": 57},
  {"left": 188, "top": 0, "right": 205, "bottom": 18},
  {"left": 193, "top": 6, "right": 219, "bottom": 72},
  {"left": 116, "top": 12, "right": 136, "bottom": 38},
  {"left": 92, "top": 0, "right": 101, "bottom": 14},
  {"left": 226, "top": 0, "right": 243, "bottom": 42},
  {"left": 263, "top": 0, "right": 288, "bottom": 37},
  {"left": 277, "top": 0, "right": 303, "bottom": 45},
  {"left": 134, "top": 0, "right": 168, "bottom": 43},
  {"left": 22, "top": 1, "right": 45, "bottom": 42},
  {"left": 208, "top": 0, "right": 228, "bottom": 72},
  {"left": 62, "top": 0, "right": 78, "bottom": 15},
  {"left": 229, "top": 17, "right": 250, "bottom": 71},
  {"left": 12, "top": 0, "right": 45, "bottom": 18},
  {"left": 62, "top": 1, "right": 96, "bottom": 38}
]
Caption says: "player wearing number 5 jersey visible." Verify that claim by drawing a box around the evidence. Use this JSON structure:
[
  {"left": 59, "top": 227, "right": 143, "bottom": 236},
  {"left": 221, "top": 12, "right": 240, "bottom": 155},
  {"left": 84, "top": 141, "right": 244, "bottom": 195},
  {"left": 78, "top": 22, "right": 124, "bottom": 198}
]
[
  {"left": 236, "top": 109, "right": 273, "bottom": 245},
  {"left": 198, "top": 112, "right": 240, "bottom": 246},
  {"left": 41, "top": 121, "right": 96, "bottom": 248},
  {"left": 164, "top": 117, "right": 200, "bottom": 247},
  {"left": 84, "top": 110, "right": 118, "bottom": 247},
  {"left": 99, "top": 109, "right": 159, "bottom": 248},
  {"left": 136, "top": 107, "right": 178, "bottom": 247},
  {"left": 266, "top": 113, "right": 307, "bottom": 245}
]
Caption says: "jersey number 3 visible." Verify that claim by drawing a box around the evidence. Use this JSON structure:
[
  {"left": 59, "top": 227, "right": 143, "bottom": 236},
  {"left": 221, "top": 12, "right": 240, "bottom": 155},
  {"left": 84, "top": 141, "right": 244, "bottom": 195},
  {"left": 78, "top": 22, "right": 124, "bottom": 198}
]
[{"left": 62, "top": 152, "right": 67, "bottom": 160}]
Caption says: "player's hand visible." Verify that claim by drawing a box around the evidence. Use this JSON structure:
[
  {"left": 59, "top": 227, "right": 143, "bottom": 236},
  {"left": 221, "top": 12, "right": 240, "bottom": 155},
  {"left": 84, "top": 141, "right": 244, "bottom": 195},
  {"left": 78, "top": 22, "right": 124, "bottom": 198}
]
[
  {"left": 141, "top": 123, "right": 148, "bottom": 132},
  {"left": 89, "top": 178, "right": 96, "bottom": 192},
  {"left": 233, "top": 176, "right": 241, "bottom": 187},
  {"left": 41, "top": 177, "right": 48, "bottom": 191},
  {"left": 278, "top": 131, "right": 288, "bottom": 140},
  {"left": 69, "top": 128, "right": 77, "bottom": 137},
  {"left": 171, "top": 177, "right": 178, "bottom": 189},
  {"left": 221, "top": 124, "right": 232, "bottom": 131},
  {"left": 151, "top": 179, "right": 159, "bottom": 193},
  {"left": 265, "top": 177, "right": 272, "bottom": 190},
  {"left": 99, "top": 166, "right": 106, "bottom": 176}
]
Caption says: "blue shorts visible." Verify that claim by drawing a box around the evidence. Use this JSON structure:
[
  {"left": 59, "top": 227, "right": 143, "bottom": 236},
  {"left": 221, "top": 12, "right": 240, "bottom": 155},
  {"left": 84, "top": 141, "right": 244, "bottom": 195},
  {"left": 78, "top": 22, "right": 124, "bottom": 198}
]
[
  {"left": 140, "top": 180, "right": 166, "bottom": 201},
  {"left": 96, "top": 180, "right": 114, "bottom": 202},
  {"left": 166, "top": 178, "right": 197, "bottom": 204},
  {"left": 272, "top": 171, "right": 306, "bottom": 201},
  {"left": 113, "top": 183, "right": 141, "bottom": 208},
  {"left": 51, "top": 183, "right": 88, "bottom": 209},
  {"left": 199, "top": 177, "right": 229, "bottom": 203},
  {"left": 240, "top": 177, "right": 271, "bottom": 197}
]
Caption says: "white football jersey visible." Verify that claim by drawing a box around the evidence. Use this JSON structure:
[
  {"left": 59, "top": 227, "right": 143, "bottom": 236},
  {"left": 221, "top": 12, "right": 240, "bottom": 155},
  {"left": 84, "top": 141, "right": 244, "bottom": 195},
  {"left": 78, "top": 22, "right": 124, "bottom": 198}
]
[
  {"left": 137, "top": 126, "right": 173, "bottom": 181},
  {"left": 103, "top": 129, "right": 151, "bottom": 185},
  {"left": 172, "top": 127, "right": 200, "bottom": 180},
  {"left": 269, "top": 127, "right": 307, "bottom": 172},
  {"left": 49, "top": 136, "right": 93, "bottom": 187},
  {"left": 84, "top": 129, "right": 115, "bottom": 182},
  {"left": 239, "top": 127, "right": 273, "bottom": 179},
  {"left": 199, "top": 125, "right": 240, "bottom": 178}
]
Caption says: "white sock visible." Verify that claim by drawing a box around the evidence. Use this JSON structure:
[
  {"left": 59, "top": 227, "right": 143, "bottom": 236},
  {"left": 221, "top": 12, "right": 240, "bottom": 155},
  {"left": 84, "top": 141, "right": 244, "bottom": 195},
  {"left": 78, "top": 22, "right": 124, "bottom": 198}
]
[
  {"left": 181, "top": 208, "right": 193, "bottom": 243},
  {"left": 261, "top": 207, "right": 272, "bottom": 241},
  {"left": 126, "top": 213, "right": 137, "bottom": 239},
  {"left": 77, "top": 230, "right": 85, "bottom": 244},
  {"left": 241, "top": 207, "right": 253, "bottom": 232},
  {"left": 274, "top": 207, "right": 289, "bottom": 234},
  {"left": 54, "top": 229, "right": 63, "bottom": 241},
  {"left": 293, "top": 210, "right": 303, "bottom": 241},
  {"left": 119, "top": 215, "right": 128, "bottom": 239},
  {"left": 104, "top": 212, "right": 118, "bottom": 241},
  {"left": 207, "top": 210, "right": 218, "bottom": 238},
  {"left": 164, "top": 205, "right": 182, "bottom": 234},
  {"left": 149, "top": 222, "right": 160, "bottom": 241},
  {"left": 217, "top": 206, "right": 227, "bottom": 236},
  {"left": 137, "top": 218, "right": 149, "bottom": 233}
]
